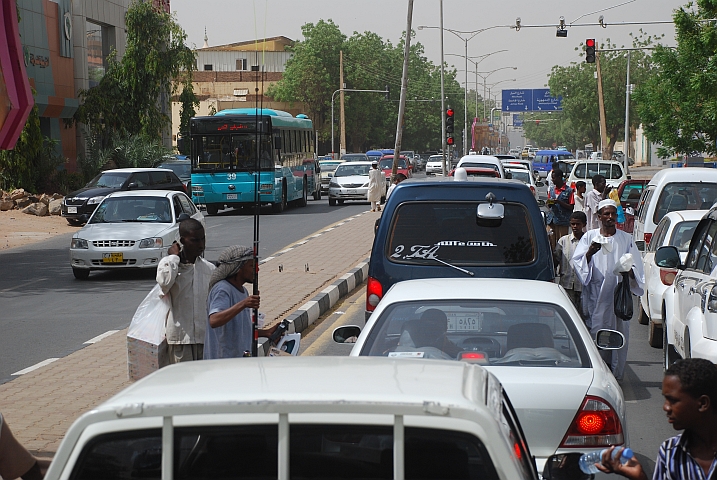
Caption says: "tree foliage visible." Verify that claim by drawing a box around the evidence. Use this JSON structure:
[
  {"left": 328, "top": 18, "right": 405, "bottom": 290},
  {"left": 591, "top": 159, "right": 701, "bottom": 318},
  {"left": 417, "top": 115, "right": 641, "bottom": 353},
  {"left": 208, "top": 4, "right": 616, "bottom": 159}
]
[
  {"left": 267, "top": 21, "right": 462, "bottom": 153},
  {"left": 633, "top": 1, "right": 717, "bottom": 157},
  {"left": 524, "top": 32, "right": 656, "bottom": 153},
  {"left": 72, "top": 0, "right": 196, "bottom": 148}
]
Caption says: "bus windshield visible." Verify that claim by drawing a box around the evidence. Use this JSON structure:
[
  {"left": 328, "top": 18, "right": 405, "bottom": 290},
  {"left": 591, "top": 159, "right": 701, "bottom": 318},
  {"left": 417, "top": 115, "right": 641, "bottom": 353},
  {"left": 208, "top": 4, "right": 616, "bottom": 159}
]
[{"left": 193, "top": 134, "right": 274, "bottom": 171}]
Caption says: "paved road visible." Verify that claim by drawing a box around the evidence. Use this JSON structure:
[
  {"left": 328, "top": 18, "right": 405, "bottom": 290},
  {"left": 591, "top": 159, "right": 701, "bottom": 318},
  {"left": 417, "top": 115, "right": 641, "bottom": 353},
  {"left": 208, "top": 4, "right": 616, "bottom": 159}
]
[{"left": 0, "top": 198, "right": 369, "bottom": 384}]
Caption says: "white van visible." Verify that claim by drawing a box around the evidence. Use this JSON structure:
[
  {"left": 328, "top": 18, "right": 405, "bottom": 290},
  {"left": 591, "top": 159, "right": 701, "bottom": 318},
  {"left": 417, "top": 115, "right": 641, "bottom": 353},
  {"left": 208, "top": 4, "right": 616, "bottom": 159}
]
[
  {"left": 633, "top": 168, "right": 717, "bottom": 251},
  {"left": 43, "top": 357, "right": 541, "bottom": 480},
  {"left": 566, "top": 160, "right": 626, "bottom": 192},
  {"left": 456, "top": 154, "right": 507, "bottom": 178}
]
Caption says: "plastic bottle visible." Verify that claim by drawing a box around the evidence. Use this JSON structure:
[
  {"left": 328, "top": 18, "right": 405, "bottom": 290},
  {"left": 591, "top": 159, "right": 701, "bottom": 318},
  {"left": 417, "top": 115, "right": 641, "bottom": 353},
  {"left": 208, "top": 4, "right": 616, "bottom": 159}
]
[{"left": 578, "top": 447, "right": 634, "bottom": 474}]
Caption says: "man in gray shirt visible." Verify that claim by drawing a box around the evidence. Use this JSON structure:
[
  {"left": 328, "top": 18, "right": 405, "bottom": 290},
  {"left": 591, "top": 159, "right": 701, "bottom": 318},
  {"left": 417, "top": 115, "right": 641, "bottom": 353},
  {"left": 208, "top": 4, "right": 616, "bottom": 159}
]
[{"left": 204, "top": 245, "right": 278, "bottom": 359}]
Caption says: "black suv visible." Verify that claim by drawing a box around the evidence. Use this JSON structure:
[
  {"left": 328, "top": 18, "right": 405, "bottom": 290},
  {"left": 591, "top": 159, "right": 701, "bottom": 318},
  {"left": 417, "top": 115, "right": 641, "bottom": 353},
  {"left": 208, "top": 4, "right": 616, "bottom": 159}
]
[{"left": 62, "top": 168, "right": 186, "bottom": 225}]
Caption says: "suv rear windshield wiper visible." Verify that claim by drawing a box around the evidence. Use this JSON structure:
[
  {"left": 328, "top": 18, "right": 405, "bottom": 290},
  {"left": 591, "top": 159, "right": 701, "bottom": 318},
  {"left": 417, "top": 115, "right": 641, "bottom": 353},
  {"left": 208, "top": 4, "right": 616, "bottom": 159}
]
[{"left": 430, "top": 256, "right": 474, "bottom": 277}]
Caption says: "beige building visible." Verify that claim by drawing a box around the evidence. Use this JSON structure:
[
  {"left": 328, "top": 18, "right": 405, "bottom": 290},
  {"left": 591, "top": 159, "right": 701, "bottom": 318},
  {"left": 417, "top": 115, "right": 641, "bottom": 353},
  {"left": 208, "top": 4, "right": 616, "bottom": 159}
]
[{"left": 171, "top": 36, "right": 308, "bottom": 148}]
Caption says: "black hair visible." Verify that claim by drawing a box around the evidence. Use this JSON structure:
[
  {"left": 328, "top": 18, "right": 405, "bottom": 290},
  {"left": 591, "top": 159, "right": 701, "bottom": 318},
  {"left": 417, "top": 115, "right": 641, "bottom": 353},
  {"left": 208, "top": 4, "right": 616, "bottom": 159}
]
[
  {"left": 395, "top": 173, "right": 407, "bottom": 181},
  {"left": 576, "top": 181, "right": 586, "bottom": 189},
  {"left": 552, "top": 168, "right": 564, "bottom": 179},
  {"left": 179, "top": 218, "right": 204, "bottom": 237},
  {"left": 666, "top": 358, "right": 717, "bottom": 408},
  {"left": 592, "top": 174, "right": 606, "bottom": 185},
  {"left": 570, "top": 211, "right": 587, "bottom": 224}
]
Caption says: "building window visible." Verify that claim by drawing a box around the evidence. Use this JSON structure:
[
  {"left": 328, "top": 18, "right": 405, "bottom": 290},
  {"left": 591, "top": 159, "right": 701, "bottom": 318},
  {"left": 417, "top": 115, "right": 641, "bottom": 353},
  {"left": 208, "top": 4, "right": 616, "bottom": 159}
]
[
  {"left": 236, "top": 58, "right": 247, "bottom": 70},
  {"left": 204, "top": 64, "right": 213, "bottom": 71},
  {"left": 86, "top": 21, "right": 104, "bottom": 88},
  {"left": 251, "top": 65, "right": 259, "bottom": 72}
]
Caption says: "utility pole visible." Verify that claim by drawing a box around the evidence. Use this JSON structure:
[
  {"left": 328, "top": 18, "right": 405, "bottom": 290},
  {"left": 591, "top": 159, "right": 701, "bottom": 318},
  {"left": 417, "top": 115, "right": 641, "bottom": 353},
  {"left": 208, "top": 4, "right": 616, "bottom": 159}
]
[
  {"left": 439, "top": 0, "right": 446, "bottom": 176},
  {"left": 339, "top": 50, "right": 346, "bottom": 158},
  {"left": 623, "top": 50, "right": 631, "bottom": 173},
  {"left": 595, "top": 50, "right": 608, "bottom": 158},
  {"left": 393, "top": 0, "right": 414, "bottom": 180}
]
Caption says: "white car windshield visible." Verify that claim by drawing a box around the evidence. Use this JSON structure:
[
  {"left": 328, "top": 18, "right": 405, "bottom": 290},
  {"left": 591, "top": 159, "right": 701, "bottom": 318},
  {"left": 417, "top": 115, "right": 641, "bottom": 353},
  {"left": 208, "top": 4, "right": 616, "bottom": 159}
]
[
  {"left": 361, "top": 299, "right": 588, "bottom": 367},
  {"left": 90, "top": 197, "right": 173, "bottom": 224},
  {"left": 86, "top": 172, "right": 130, "bottom": 189},
  {"left": 334, "top": 165, "right": 370, "bottom": 177}
]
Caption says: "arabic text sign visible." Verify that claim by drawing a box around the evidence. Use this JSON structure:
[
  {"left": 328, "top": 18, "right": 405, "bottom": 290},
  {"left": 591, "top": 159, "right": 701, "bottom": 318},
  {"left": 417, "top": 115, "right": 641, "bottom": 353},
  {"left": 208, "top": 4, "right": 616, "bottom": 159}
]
[
  {"left": 502, "top": 89, "right": 532, "bottom": 112},
  {"left": 513, "top": 114, "right": 523, "bottom": 127},
  {"left": 532, "top": 88, "right": 562, "bottom": 111}
]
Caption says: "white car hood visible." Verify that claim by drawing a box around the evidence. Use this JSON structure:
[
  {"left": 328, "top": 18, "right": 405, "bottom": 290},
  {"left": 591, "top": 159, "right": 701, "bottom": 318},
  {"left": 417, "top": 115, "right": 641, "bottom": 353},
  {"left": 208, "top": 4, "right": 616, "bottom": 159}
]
[
  {"left": 334, "top": 175, "right": 368, "bottom": 186},
  {"left": 77, "top": 222, "right": 176, "bottom": 241},
  {"left": 484, "top": 367, "right": 593, "bottom": 459}
]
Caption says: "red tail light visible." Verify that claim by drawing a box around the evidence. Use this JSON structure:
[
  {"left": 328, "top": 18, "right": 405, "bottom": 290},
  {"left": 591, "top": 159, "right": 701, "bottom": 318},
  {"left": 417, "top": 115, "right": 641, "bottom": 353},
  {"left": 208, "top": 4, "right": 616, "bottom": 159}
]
[
  {"left": 644, "top": 232, "right": 653, "bottom": 246},
  {"left": 559, "top": 396, "right": 624, "bottom": 448},
  {"left": 660, "top": 268, "right": 678, "bottom": 286},
  {"left": 366, "top": 276, "right": 383, "bottom": 312},
  {"left": 530, "top": 185, "right": 536, "bottom": 195}
]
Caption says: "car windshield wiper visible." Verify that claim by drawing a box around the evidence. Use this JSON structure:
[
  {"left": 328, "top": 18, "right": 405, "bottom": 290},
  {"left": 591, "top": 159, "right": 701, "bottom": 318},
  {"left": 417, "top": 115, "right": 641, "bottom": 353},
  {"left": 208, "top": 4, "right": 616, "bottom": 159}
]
[{"left": 429, "top": 256, "right": 474, "bottom": 277}]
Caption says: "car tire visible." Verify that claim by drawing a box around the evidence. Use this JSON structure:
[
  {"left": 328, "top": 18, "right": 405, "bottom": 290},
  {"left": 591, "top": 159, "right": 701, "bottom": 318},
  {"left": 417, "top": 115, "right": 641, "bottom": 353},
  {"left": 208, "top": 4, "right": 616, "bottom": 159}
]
[
  {"left": 272, "top": 185, "right": 287, "bottom": 213},
  {"left": 338, "top": 200, "right": 345, "bottom": 205},
  {"left": 312, "top": 181, "right": 321, "bottom": 200},
  {"left": 638, "top": 303, "right": 650, "bottom": 325},
  {"left": 648, "top": 319, "right": 663, "bottom": 349},
  {"left": 66, "top": 218, "right": 84, "bottom": 227},
  {"left": 298, "top": 179, "right": 308, "bottom": 207},
  {"left": 329, "top": 197, "right": 337, "bottom": 206},
  {"left": 72, "top": 268, "right": 90, "bottom": 280},
  {"left": 205, "top": 204, "right": 219, "bottom": 215}
]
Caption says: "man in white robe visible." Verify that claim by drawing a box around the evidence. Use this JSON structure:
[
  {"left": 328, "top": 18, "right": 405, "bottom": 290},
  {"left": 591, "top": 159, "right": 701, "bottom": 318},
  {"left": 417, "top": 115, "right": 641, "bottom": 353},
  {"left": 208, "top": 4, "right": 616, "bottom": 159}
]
[
  {"left": 367, "top": 160, "right": 385, "bottom": 212},
  {"left": 573, "top": 199, "right": 645, "bottom": 381}
]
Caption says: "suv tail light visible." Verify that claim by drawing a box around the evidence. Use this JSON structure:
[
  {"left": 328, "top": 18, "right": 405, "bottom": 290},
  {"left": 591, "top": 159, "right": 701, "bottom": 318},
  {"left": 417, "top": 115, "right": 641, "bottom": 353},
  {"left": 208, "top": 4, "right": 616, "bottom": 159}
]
[
  {"left": 366, "top": 276, "right": 383, "bottom": 312},
  {"left": 660, "top": 267, "right": 678, "bottom": 286},
  {"left": 559, "top": 396, "right": 624, "bottom": 448},
  {"left": 644, "top": 232, "right": 653, "bottom": 246}
]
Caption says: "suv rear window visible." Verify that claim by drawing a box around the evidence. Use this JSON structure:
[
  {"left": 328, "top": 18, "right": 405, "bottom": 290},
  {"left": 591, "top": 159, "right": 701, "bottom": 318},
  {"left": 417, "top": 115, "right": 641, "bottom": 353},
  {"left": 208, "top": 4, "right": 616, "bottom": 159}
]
[
  {"left": 572, "top": 162, "right": 623, "bottom": 180},
  {"left": 653, "top": 182, "right": 717, "bottom": 225},
  {"left": 387, "top": 202, "right": 536, "bottom": 266}
]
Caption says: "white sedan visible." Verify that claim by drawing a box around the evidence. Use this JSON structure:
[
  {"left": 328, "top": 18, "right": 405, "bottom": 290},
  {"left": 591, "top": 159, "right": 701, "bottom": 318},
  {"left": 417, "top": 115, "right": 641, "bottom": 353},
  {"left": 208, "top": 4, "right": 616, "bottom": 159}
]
[
  {"left": 69, "top": 190, "right": 204, "bottom": 279},
  {"left": 327, "top": 161, "right": 373, "bottom": 206},
  {"left": 505, "top": 166, "right": 543, "bottom": 200},
  {"left": 639, "top": 210, "right": 705, "bottom": 348},
  {"left": 333, "top": 278, "right": 627, "bottom": 473}
]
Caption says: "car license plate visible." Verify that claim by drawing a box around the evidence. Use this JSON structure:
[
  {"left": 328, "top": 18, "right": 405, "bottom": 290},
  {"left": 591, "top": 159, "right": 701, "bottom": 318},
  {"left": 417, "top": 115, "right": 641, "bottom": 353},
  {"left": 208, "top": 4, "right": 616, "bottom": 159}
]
[
  {"left": 447, "top": 314, "right": 482, "bottom": 331},
  {"left": 348, "top": 189, "right": 357, "bottom": 195},
  {"left": 102, "top": 253, "right": 123, "bottom": 264},
  {"left": 226, "top": 193, "right": 238, "bottom": 200},
  {"left": 67, "top": 207, "right": 77, "bottom": 214}
]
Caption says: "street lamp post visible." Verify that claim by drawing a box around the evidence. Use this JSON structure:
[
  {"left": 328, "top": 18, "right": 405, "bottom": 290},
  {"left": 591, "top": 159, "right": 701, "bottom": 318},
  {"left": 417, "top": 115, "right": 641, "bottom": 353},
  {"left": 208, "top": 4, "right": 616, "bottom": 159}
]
[
  {"left": 446, "top": 49, "right": 508, "bottom": 120},
  {"left": 418, "top": 24, "right": 508, "bottom": 156},
  {"left": 476, "top": 66, "right": 517, "bottom": 121}
]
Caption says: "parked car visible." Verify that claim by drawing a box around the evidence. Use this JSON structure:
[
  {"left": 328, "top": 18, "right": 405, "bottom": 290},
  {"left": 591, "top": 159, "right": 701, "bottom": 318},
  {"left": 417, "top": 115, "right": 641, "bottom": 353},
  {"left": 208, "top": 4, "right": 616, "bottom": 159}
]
[
  {"left": 532, "top": 150, "right": 576, "bottom": 179},
  {"left": 639, "top": 210, "right": 705, "bottom": 347},
  {"left": 455, "top": 155, "right": 507, "bottom": 179},
  {"left": 69, "top": 190, "right": 204, "bottom": 279},
  {"left": 505, "top": 167, "right": 542, "bottom": 200},
  {"left": 566, "top": 160, "right": 627, "bottom": 193},
  {"left": 62, "top": 168, "right": 187, "bottom": 226},
  {"left": 44, "top": 357, "right": 541, "bottom": 480},
  {"left": 318, "top": 159, "right": 344, "bottom": 194},
  {"left": 335, "top": 278, "right": 627, "bottom": 473},
  {"left": 366, "top": 178, "right": 553, "bottom": 319},
  {"left": 327, "top": 161, "right": 373, "bottom": 206},
  {"left": 657, "top": 206, "right": 717, "bottom": 368},
  {"left": 157, "top": 158, "right": 191, "bottom": 191},
  {"left": 425, "top": 154, "right": 446, "bottom": 175},
  {"left": 633, "top": 168, "right": 717, "bottom": 252}
]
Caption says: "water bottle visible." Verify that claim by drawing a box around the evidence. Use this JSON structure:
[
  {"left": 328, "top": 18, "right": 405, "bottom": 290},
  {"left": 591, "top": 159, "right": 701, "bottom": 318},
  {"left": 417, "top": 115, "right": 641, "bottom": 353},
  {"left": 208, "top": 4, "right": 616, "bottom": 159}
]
[{"left": 578, "top": 447, "right": 634, "bottom": 474}]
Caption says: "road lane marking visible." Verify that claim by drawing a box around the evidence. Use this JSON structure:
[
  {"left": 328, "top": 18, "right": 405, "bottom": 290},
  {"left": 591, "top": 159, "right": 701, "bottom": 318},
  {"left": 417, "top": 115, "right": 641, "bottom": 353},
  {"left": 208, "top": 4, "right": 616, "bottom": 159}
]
[
  {"left": 84, "top": 330, "right": 119, "bottom": 344},
  {"left": 260, "top": 256, "right": 275, "bottom": 264},
  {"left": 0, "top": 278, "right": 47, "bottom": 292},
  {"left": 277, "top": 248, "right": 294, "bottom": 254},
  {"left": 12, "top": 358, "right": 59, "bottom": 375}
]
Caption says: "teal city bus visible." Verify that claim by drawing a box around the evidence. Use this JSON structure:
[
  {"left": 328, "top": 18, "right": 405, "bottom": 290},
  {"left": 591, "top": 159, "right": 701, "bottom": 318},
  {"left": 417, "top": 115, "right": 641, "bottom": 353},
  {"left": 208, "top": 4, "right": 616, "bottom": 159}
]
[{"left": 189, "top": 108, "right": 320, "bottom": 214}]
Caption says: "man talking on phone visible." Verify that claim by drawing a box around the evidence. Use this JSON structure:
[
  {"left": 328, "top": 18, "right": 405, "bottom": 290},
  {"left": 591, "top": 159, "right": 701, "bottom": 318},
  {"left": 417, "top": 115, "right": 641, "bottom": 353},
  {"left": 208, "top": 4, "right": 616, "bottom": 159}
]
[
  {"left": 157, "top": 218, "right": 215, "bottom": 363},
  {"left": 573, "top": 199, "right": 644, "bottom": 381}
]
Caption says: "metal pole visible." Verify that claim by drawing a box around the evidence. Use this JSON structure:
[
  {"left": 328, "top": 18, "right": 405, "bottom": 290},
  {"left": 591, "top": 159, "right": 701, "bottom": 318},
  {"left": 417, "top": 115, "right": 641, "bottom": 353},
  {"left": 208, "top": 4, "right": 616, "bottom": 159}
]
[
  {"left": 331, "top": 91, "right": 336, "bottom": 156},
  {"left": 482, "top": 77, "right": 487, "bottom": 122},
  {"left": 464, "top": 39, "right": 468, "bottom": 156},
  {"left": 440, "top": 0, "right": 446, "bottom": 176},
  {"left": 623, "top": 50, "right": 631, "bottom": 174},
  {"left": 392, "top": 0, "right": 414, "bottom": 181}
]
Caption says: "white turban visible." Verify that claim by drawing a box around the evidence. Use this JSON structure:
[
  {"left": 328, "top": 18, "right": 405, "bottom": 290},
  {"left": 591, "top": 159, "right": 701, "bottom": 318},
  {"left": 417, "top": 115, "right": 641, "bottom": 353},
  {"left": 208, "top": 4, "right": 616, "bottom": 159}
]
[{"left": 598, "top": 198, "right": 618, "bottom": 212}]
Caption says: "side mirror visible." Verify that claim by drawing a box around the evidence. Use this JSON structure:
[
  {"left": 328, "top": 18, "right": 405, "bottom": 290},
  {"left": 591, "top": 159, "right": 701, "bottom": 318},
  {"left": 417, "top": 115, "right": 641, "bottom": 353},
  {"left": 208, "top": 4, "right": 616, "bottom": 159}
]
[
  {"left": 177, "top": 213, "right": 191, "bottom": 223},
  {"left": 536, "top": 181, "right": 545, "bottom": 187},
  {"left": 333, "top": 325, "right": 362, "bottom": 344},
  {"left": 543, "top": 453, "right": 592, "bottom": 480},
  {"left": 505, "top": 171, "right": 512, "bottom": 179},
  {"left": 596, "top": 329, "right": 625, "bottom": 350},
  {"left": 655, "top": 245, "right": 682, "bottom": 269},
  {"left": 635, "top": 240, "right": 645, "bottom": 252},
  {"left": 708, "top": 285, "right": 717, "bottom": 313},
  {"left": 127, "top": 182, "right": 138, "bottom": 190}
]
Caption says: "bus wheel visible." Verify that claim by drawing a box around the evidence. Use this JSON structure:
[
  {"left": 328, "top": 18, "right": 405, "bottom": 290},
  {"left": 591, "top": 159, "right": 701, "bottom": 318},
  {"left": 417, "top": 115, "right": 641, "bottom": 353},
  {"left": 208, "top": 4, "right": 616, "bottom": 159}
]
[
  {"left": 298, "top": 179, "right": 308, "bottom": 207},
  {"left": 272, "top": 185, "right": 287, "bottom": 213},
  {"left": 206, "top": 204, "right": 219, "bottom": 215}
]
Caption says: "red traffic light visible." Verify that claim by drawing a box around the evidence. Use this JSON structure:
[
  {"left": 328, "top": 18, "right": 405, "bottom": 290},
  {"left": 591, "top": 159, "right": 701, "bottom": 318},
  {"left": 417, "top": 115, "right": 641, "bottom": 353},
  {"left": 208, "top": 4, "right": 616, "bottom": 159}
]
[
  {"left": 447, "top": 136, "right": 454, "bottom": 145},
  {"left": 446, "top": 108, "right": 454, "bottom": 117},
  {"left": 586, "top": 38, "right": 595, "bottom": 47}
]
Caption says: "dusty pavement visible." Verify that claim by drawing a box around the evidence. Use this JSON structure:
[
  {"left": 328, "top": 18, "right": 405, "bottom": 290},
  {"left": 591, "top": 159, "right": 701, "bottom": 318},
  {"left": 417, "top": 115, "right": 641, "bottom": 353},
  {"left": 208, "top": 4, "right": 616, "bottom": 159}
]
[{"left": 0, "top": 211, "right": 77, "bottom": 250}]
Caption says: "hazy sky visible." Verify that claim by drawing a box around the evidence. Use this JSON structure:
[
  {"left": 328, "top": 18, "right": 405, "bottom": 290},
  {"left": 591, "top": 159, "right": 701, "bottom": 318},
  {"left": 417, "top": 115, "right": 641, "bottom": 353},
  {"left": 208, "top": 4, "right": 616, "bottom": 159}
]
[{"left": 171, "top": 0, "right": 683, "bottom": 92}]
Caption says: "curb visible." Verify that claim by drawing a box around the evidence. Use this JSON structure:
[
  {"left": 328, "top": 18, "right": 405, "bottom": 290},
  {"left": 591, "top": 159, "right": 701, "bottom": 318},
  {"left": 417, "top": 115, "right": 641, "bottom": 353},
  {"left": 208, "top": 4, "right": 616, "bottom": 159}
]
[{"left": 258, "top": 257, "right": 369, "bottom": 355}]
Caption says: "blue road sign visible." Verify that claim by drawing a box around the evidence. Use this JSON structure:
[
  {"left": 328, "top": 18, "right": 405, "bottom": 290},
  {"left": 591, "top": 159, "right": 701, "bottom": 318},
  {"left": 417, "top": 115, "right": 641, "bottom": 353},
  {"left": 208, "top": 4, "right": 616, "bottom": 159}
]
[
  {"left": 532, "top": 88, "right": 563, "bottom": 111},
  {"left": 502, "top": 89, "right": 532, "bottom": 112},
  {"left": 513, "top": 114, "right": 523, "bottom": 127}
]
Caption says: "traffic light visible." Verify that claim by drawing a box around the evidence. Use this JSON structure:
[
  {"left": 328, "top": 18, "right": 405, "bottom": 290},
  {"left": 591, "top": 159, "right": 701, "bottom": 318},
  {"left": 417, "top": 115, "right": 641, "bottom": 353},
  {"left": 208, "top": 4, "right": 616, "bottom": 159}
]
[
  {"left": 447, "top": 136, "right": 454, "bottom": 146},
  {"left": 446, "top": 108, "right": 454, "bottom": 133},
  {"left": 585, "top": 39, "right": 596, "bottom": 63}
]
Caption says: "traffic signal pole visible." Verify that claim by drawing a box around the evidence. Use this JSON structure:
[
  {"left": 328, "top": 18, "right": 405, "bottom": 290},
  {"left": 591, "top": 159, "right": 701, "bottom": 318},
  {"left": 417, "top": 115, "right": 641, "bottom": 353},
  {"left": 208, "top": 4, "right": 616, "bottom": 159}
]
[
  {"left": 595, "top": 50, "right": 608, "bottom": 158},
  {"left": 439, "top": 0, "right": 447, "bottom": 176},
  {"left": 392, "top": 0, "right": 414, "bottom": 181}
]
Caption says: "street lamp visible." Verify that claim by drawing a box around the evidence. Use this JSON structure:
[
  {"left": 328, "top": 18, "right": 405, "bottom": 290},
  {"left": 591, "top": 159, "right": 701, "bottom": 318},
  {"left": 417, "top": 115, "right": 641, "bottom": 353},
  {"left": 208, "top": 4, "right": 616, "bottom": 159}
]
[
  {"left": 446, "top": 49, "right": 508, "bottom": 120},
  {"left": 418, "top": 24, "right": 508, "bottom": 156},
  {"left": 476, "top": 66, "right": 517, "bottom": 120}
]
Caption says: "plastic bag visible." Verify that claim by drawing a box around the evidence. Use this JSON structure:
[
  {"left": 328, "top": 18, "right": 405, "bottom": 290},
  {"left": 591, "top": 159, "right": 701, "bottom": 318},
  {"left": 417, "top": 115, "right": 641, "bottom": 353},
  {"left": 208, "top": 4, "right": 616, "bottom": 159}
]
[
  {"left": 613, "top": 253, "right": 634, "bottom": 275},
  {"left": 614, "top": 272, "right": 633, "bottom": 320},
  {"left": 127, "top": 284, "right": 170, "bottom": 344}
]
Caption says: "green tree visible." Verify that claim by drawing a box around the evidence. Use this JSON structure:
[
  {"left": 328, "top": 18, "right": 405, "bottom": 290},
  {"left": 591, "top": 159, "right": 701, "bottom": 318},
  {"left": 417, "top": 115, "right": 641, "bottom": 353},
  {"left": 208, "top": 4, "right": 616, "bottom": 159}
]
[
  {"left": 634, "top": 3, "right": 717, "bottom": 157},
  {"left": 72, "top": 0, "right": 196, "bottom": 146},
  {"left": 178, "top": 83, "right": 198, "bottom": 155}
]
